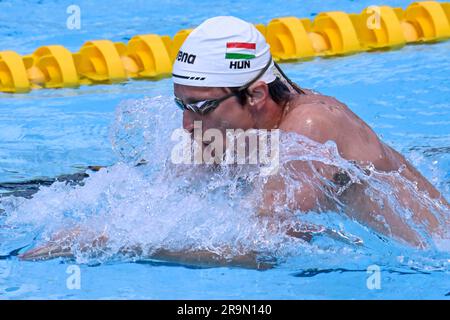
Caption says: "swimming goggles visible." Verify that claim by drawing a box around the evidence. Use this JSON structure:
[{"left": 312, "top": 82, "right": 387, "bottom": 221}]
[{"left": 174, "top": 56, "right": 273, "bottom": 115}]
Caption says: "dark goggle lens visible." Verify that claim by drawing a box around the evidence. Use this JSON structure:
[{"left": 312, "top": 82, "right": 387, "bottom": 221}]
[
  {"left": 174, "top": 98, "right": 218, "bottom": 115},
  {"left": 195, "top": 100, "right": 217, "bottom": 114},
  {"left": 174, "top": 97, "right": 186, "bottom": 110}
]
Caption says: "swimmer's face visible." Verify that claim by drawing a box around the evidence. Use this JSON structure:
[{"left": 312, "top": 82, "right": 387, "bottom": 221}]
[{"left": 174, "top": 82, "right": 269, "bottom": 135}]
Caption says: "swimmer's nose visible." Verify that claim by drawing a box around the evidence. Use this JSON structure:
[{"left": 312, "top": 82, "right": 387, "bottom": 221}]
[{"left": 183, "top": 111, "right": 195, "bottom": 133}]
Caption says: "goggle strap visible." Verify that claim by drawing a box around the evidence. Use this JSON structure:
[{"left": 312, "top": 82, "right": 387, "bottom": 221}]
[{"left": 273, "top": 61, "right": 306, "bottom": 95}]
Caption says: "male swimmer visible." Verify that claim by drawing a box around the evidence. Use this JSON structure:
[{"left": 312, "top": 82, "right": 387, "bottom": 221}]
[{"left": 20, "top": 16, "right": 449, "bottom": 264}]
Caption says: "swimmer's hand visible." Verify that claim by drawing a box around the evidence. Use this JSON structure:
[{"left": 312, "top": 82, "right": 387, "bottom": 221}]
[
  {"left": 286, "top": 222, "right": 364, "bottom": 246},
  {"left": 19, "top": 227, "right": 108, "bottom": 261}
]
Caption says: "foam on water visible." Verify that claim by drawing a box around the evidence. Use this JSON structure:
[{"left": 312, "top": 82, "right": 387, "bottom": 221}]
[{"left": 0, "top": 96, "right": 449, "bottom": 270}]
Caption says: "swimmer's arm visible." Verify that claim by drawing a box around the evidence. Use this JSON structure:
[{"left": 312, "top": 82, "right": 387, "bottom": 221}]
[
  {"left": 19, "top": 228, "right": 272, "bottom": 269},
  {"left": 383, "top": 143, "right": 449, "bottom": 206},
  {"left": 258, "top": 159, "right": 339, "bottom": 216},
  {"left": 263, "top": 104, "right": 343, "bottom": 215},
  {"left": 147, "top": 249, "right": 273, "bottom": 269},
  {"left": 256, "top": 160, "right": 368, "bottom": 245}
]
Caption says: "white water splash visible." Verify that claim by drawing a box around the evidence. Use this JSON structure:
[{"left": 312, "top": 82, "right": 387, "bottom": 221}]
[{"left": 0, "top": 96, "right": 449, "bottom": 267}]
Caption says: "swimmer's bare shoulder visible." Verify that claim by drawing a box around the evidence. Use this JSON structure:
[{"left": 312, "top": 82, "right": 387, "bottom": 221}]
[
  {"left": 280, "top": 88, "right": 449, "bottom": 204},
  {"left": 280, "top": 89, "right": 391, "bottom": 170}
]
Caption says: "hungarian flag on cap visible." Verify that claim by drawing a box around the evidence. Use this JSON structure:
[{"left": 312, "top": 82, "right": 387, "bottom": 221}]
[{"left": 225, "top": 42, "right": 256, "bottom": 59}]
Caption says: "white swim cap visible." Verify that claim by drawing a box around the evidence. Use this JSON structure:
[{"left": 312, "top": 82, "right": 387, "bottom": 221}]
[{"left": 172, "top": 16, "right": 276, "bottom": 87}]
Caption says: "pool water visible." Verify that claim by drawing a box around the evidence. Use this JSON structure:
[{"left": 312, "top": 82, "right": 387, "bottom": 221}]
[{"left": 1, "top": 0, "right": 449, "bottom": 299}]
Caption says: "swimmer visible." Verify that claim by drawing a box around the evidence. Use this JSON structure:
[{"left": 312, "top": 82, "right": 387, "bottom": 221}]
[{"left": 20, "top": 16, "right": 449, "bottom": 264}]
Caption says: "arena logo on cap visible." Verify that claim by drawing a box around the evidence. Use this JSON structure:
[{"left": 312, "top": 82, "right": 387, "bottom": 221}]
[{"left": 176, "top": 50, "right": 197, "bottom": 64}]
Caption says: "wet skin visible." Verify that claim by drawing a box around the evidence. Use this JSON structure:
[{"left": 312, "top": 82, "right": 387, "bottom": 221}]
[
  {"left": 175, "top": 81, "right": 450, "bottom": 247},
  {"left": 18, "top": 80, "right": 450, "bottom": 263}
]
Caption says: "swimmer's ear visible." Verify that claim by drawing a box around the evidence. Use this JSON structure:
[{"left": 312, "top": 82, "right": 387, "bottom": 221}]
[{"left": 247, "top": 81, "right": 269, "bottom": 108}]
